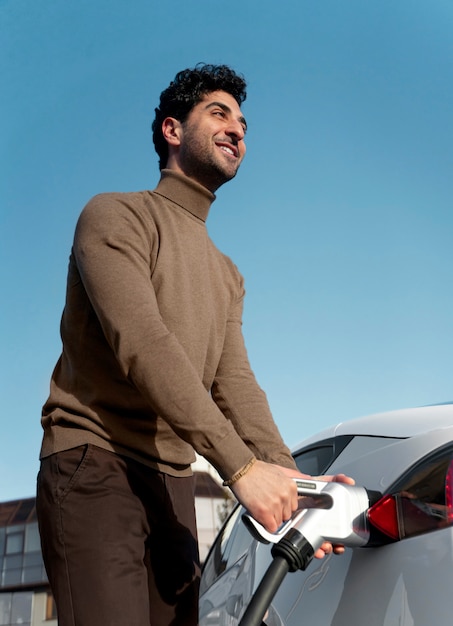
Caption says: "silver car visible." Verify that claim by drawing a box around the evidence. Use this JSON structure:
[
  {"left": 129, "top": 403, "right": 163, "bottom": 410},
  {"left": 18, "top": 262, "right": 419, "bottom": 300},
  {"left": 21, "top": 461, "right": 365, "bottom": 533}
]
[{"left": 200, "top": 403, "right": 453, "bottom": 625}]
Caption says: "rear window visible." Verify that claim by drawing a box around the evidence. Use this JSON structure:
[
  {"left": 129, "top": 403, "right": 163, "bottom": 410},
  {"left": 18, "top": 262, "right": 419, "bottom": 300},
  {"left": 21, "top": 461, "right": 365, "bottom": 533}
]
[{"left": 293, "top": 435, "right": 353, "bottom": 475}]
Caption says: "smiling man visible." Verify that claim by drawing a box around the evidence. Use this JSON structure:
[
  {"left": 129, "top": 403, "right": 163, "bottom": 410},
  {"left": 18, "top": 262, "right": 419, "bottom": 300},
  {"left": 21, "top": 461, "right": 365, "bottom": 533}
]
[
  {"left": 164, "top": 90, "right": 247, "bottom": 191},
  {"left": 36, "top": 64, "right": 347, "bottom": 626}
]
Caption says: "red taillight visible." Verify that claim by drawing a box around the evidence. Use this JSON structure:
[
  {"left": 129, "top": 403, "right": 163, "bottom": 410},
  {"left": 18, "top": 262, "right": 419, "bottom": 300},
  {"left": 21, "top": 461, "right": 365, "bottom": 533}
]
[{"left": 367, "top": 495, "right": 400, "bottom": 540}]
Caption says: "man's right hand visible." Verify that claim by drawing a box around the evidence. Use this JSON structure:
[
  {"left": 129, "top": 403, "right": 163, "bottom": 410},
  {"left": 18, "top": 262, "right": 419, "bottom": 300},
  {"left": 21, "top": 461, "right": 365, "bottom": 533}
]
[{"left": 229, "top": 460, "right": 299, "bottom": 533}]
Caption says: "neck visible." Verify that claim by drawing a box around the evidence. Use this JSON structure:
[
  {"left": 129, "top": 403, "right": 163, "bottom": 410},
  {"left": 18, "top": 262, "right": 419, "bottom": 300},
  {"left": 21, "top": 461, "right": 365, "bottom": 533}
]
[
  {"left": 164, "top": 160, "right": 227, "bottom": 194},
  {"left": 155, "top": 170, "right": 216, "bottom": 222}
]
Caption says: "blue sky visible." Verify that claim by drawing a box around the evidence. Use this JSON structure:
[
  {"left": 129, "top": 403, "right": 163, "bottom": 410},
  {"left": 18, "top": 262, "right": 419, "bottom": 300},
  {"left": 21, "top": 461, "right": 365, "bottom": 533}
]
[{"left": 1, "top": 0, "right": 452, "bottom": 501}]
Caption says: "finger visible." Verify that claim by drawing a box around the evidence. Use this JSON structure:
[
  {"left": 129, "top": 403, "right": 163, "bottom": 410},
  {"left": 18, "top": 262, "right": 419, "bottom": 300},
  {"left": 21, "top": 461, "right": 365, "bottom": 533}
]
[
  {"left": 282, "top": 478, "right": 298, "bottom": 520},
  {"left": 320, "top": 541, "right": 333, "bottom": 554},
  {"left": 332, "top": 473, "right": 355, "bottom": 485},
  {"left": 291, "top": 481, "right": 299, "bottom": 512},
  {"left": 282, "top": 503, "right": 293, "bottom": 522},
  {"left": 314, "top": 473, "right": 355, "bottom": 485},
  {"left": 314, "top": 547, "right": 327, "bottom": 559},
  {"left": 261, "top": 515, "right": 279, "bottom": 533}
]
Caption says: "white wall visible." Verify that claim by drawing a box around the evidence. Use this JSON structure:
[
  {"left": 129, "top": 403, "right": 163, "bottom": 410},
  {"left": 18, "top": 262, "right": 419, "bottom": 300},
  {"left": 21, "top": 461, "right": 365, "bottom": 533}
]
[{"left": 31, "top": 591, "right": 57, "bottom": 626}]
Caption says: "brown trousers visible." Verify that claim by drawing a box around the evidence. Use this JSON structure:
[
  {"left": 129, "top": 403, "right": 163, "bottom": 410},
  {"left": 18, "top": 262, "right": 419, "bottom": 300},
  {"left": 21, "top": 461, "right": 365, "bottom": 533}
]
[{"left": 36, "top": 444, "right": 200, "bottom": 626}]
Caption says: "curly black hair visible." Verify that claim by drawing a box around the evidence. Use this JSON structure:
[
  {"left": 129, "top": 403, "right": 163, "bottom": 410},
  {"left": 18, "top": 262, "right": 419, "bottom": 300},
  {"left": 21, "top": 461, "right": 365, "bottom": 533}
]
[{"left": 152, "top": 63, "right": 247, "bottom": 170}]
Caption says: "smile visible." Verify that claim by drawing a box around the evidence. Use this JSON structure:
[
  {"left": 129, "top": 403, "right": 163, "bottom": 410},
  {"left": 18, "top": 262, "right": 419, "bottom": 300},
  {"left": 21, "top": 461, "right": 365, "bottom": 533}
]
[{"left": 216, "top": 142, "right": 238, "bottom": 158}]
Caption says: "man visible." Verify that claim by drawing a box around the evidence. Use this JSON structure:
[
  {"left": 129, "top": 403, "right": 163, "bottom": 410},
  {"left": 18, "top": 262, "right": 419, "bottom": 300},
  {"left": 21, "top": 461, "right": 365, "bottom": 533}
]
[{"left": 37, "top": 64, "right": 350, "bottom": 626}]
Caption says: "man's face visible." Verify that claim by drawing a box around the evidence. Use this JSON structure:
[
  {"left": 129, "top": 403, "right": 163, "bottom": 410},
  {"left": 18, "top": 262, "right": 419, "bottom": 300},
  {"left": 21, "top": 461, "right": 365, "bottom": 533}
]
[{"left": 176, "top": 90, "right": 247, "bottom": 192}]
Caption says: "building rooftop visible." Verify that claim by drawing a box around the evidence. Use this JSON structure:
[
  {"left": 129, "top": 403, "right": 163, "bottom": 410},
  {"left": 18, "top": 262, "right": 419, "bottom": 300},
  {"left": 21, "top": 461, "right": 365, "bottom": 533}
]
[{"left": 0, "top": 497, "right": 37, "bottom": 527}]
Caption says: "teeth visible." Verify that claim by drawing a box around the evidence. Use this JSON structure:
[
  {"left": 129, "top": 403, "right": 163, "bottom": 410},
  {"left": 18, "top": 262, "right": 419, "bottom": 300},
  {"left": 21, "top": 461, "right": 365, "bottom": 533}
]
[{"left": 220, "top": 145, "right": 234, "bottom": 156}]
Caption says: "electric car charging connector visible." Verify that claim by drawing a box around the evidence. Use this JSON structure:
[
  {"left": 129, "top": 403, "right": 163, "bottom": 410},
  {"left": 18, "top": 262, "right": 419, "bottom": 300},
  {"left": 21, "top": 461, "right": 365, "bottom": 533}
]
[{"left": 239, "top": 479, "right": 380, "bottom": 626}]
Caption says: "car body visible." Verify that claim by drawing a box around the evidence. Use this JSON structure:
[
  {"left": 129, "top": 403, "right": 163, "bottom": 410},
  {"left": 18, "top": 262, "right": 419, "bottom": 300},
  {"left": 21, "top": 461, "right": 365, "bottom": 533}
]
[{"left": 199, "top": 403, "right": 453, "bottom": 625}]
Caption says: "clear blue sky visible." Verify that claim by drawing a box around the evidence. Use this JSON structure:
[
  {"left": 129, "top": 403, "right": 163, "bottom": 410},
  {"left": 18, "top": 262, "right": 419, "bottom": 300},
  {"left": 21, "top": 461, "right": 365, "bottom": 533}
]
[{"left": 1, "top": 0, "right": 452, "bottom": 501}]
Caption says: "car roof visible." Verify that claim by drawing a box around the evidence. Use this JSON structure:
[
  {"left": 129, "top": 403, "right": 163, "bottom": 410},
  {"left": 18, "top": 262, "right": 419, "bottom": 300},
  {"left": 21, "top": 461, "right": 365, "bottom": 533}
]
[{"left": 292, "top": 402, "right": 453, "bottom": 451}]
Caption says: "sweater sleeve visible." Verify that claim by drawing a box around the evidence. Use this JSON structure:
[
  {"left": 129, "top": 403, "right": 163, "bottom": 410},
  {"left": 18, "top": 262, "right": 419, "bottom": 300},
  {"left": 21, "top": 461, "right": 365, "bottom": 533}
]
[
  {"left": 73, "top": 194, "right": 254, "bottom": 479},
  {"left": 211, "top": 282, "right": 297, "bottom": 470}
]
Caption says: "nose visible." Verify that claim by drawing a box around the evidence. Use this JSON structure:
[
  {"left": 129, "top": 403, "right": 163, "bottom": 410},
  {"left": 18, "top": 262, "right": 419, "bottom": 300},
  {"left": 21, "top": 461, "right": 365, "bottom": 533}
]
[{"left": 226, "top": 118, "right": 246, "bottom": 142}]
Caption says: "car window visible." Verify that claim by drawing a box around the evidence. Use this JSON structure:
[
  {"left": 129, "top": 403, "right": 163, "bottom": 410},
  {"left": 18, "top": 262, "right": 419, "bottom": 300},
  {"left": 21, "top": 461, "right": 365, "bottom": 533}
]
[
  {"left": 200, "top": 504, "right": 254, "bottom": 592},
  {"left": 293, "top": 435, "right": 353, "bottom": 475}
]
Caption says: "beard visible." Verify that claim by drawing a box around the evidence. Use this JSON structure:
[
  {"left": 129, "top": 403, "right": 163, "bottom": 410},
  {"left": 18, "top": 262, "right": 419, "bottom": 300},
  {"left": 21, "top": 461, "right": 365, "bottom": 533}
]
[{"left": 178, "top": 124, "right": 242, "bottom": 192}]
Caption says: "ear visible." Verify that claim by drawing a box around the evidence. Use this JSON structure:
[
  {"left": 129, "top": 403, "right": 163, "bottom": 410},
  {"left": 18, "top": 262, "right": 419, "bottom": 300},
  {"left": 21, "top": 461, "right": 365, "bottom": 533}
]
[{"left": 162, "top": 117, "right": 183, "bottom": 147}]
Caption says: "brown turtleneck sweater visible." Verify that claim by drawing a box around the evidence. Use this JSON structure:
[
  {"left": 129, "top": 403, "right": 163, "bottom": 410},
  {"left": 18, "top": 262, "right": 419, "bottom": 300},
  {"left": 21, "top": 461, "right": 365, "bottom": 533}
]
[{"left": 40, "top": 170, "right": 295, "bottom": 480}]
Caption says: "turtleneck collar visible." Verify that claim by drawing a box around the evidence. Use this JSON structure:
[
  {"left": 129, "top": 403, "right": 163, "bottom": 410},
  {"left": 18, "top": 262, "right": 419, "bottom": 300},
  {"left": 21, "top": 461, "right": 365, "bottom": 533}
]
[{"left": 153, "top": 169, "right": 216, "bottom": 223}]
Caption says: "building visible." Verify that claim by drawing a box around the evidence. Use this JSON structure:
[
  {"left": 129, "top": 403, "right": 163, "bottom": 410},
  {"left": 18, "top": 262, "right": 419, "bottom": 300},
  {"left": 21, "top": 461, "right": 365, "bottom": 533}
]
[
  {"left": 0, "top": 498, "right": 56, "bottom": 626},
  {"left": 0, "top": 458, "right": 233, "bottom": 623}
]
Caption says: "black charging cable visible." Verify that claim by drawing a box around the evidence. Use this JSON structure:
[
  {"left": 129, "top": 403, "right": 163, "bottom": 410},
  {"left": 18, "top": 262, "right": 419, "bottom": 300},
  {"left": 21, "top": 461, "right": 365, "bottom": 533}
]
[{"left": 238, "top": 528, "right": 313, "bottom": 626}]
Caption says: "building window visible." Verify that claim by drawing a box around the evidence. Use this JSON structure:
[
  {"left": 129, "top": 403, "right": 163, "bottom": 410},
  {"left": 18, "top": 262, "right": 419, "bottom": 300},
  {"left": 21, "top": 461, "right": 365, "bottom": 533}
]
[
  {"left": 0, "top": 593, "right": 12, "bottom": 625},
  {"left": 24, "top": 524, "right": 41, "bottom": 553},
  {"left": 5, "top": 528, "right": 23, "bottom": 556},
  {"left": 0, "top": 591, "right": 32, "bottom": 626},
  {"left": 0, "top": 523, "right": 46, "bottom": 589},
  {"left": 10, "top": 592, "right": 32, "bottom": 626}
]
